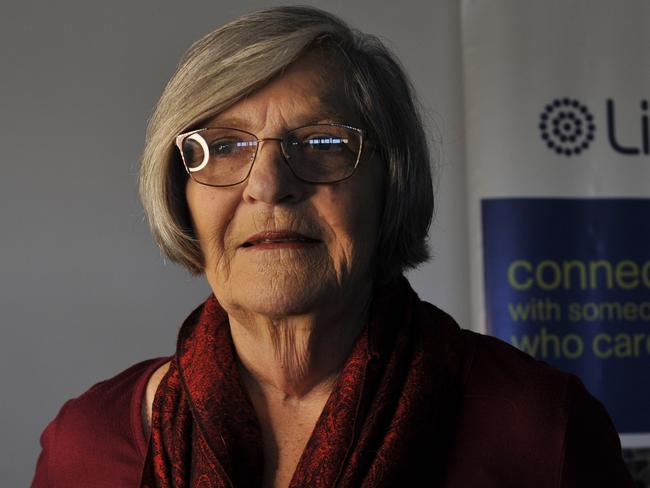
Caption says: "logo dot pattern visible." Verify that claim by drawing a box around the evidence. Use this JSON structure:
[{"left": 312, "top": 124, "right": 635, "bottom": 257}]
[{"left": 539, "top": 98, "right": 595, "bottom": 156}]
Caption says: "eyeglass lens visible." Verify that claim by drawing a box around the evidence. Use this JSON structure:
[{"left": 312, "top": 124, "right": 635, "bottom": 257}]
[{"left": 180, "top": 125, "right": 362, "bottom": 186}]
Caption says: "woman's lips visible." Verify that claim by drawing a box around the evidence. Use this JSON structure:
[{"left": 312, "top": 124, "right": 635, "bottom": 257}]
[{"left": 241, "top": 231, "right": 321, "bottom": 249}]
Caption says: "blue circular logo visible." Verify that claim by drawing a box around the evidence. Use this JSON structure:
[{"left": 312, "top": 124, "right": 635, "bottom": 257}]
[{"left": 539, "top": 98, "right": 595, "bottom": 156}]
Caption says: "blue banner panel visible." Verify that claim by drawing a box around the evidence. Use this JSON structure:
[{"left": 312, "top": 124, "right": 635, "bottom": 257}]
[{"left": 482, "top": 198, "right": 650, "bottom": 433}]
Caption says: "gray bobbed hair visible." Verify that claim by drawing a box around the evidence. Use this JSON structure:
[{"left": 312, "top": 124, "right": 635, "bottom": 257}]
[{"left": 139, "top": 6, "right": 434, "bottom": 282}]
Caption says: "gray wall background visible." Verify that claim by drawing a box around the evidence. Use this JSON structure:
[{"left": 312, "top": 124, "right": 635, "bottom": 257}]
[{"left": 0, "top": 1, "right": 467, "bottom": 485}]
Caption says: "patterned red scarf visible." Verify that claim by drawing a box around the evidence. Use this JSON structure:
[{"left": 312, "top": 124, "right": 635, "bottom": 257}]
[{"left": 141, "top": 278, "right": 464, "bottom": 487}]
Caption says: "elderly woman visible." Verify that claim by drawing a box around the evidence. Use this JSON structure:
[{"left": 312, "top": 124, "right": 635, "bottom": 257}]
[{"left": 32, "top": 6, "right": 632, "bottom": 488}]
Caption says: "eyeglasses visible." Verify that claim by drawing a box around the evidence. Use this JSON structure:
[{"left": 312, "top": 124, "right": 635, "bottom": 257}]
[{"left": 175, "top": 123, "right": 365, "bottom": 187}]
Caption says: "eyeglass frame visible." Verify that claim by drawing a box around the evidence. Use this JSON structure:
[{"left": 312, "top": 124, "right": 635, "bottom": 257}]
[{"left": 174, "top": 123, "right": 366, "bottom": 187}]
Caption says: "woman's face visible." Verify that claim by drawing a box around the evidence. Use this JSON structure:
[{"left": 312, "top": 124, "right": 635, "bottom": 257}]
[{"left": 185, "top": 53, "right": 384, "bottom": 318}]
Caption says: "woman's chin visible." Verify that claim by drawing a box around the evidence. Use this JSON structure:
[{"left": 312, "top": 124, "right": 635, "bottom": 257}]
[
  {"left": 234, "top": 278, "right": 330, "bottom": 318},
  {"left": 213, "top": 265, "right": 335, "bottom": 318}
]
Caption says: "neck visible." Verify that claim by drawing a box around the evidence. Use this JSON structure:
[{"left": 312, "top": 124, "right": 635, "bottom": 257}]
[{"left": 228, "top": 282, "right": 373, "bottom": 401}]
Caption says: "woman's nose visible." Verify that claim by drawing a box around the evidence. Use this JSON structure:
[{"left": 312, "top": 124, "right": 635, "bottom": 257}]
[{"left": 242, "top": 139, "right": 306, "bottom": 204}]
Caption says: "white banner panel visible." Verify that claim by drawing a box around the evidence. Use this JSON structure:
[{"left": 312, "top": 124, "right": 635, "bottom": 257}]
[{"left": 461, "top": 0, "right": 650, "bottom": 445}]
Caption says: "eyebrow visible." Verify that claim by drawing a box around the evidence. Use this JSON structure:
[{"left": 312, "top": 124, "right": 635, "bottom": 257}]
[{"left": 206, "top": 107, "right": 351, "bottom": 130}]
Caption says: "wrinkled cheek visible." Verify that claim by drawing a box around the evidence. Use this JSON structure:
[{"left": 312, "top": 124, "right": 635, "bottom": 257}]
[
  {"left": 347, "top": 226, "right": 378, "bottom": 279},
  {"left": 211, "top": 247, "right": 234, "bottom": 279},
  {"left": 328, "top": 236, "right": 359, "bottom": 283},
  {"left": 199, "top": 234, "right": 233, "bottom": 284}
]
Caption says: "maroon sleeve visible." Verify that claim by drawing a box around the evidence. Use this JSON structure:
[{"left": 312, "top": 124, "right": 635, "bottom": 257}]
[
  {"left": 30, "top": 385, "right": 140, "bottom": 488},
  {"left": 31, "top": 421, "right": 51, "bottom": 487},
  {"left": 560, "top": 376, "right": 634, "bottom": 487},
  {"left": 30, "top": 357, "right": 170, "bottom": 488},
  {"left": 32, "top": 400, "right": 69, "bottom": 487},
  {"left": 32, "top": 399, "right": 81, "bottom": 488}
]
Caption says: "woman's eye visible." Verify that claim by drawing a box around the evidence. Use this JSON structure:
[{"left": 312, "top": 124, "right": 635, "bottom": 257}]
[
  {"left": 209, "top": 140, "right": 238, "bottom": 156},
  {"left": 210, "top": 141, "right": 232, "bottom": 155}
]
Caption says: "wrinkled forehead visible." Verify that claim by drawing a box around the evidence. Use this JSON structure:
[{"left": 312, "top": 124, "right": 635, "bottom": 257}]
[{"left": 204, "top": 49, "right": 363, "bottom": 130}]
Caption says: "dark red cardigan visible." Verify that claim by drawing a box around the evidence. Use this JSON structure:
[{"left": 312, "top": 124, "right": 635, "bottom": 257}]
[{"left": 31, "top": 313, "right": 633, "bottom": 487}]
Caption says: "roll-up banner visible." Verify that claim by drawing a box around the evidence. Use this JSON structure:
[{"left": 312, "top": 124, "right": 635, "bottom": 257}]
[{"left": 461, "top": 0, "right": 650, "bottom": 446}]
